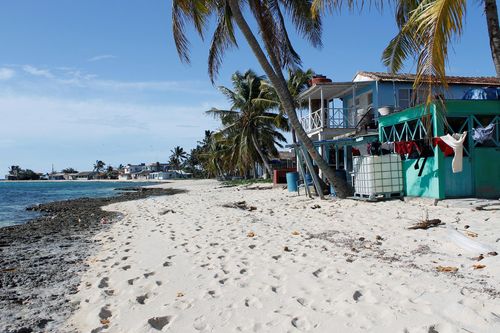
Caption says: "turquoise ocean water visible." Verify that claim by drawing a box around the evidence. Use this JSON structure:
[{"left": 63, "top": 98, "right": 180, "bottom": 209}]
[{"left": 0, "top": 181, "right": 154, "bottom": 228}]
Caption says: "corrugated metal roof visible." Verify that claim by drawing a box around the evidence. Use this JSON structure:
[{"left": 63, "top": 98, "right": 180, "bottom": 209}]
[{"left": 356, "top": 71, "right": 500, "bottom": 86}]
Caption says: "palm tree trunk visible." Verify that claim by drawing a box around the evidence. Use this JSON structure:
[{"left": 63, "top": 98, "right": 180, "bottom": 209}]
[
  {"left": 227, "top": 0, "right": 350, "bottom": 197},
  {"left": 251, "top": 134, "right": 273, "bottom": 177},
  {"left": 485, "top": 0, "right": 500, "bottom": 77}
]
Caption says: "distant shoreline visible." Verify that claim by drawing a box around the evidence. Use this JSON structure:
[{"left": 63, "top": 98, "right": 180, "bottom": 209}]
[{"left": 0, "top": 179, "right": 171, "bottom": 183}]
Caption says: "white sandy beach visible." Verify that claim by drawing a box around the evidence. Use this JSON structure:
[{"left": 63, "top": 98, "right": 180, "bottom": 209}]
[{"left": 65, "top": 179, "right": 500, "bottom": 333}]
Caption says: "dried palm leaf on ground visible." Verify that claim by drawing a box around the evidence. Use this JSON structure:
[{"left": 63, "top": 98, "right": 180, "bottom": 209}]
[
  {"left": 408, "top": 219, "right": 444, "bottom": 230},
  {"left": 436, "top": 266, "right": 458, "bottom": 273},
  {"left": 472, "top": 264, "right": 486, "bottom": 270},
  {"left": 222, "top": 201, "right": 257, "bottom": 211}
]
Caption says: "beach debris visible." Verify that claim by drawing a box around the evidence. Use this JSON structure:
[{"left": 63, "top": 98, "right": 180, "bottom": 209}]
[
  {"left": 176, "top": 292, "right": 184, "bottom": 298},
  {"left": 375, "top": 235, "right": 383, "bottom": 241},
  {"left": 247, "top": 231, "right": 256, "bottom": 238},
  {"left": 464, "top": 225, "right": 470, "bottom": 229},
  {"left": 447, "top": 225, "right": 496, "bottom": 254},
  {"left": 488, "top": 251, "right": 498, "bottom": 256},
  {"left": 353, "top": 290, "right": 363, "bottom": 301},
  {"left": 464, "top": 230, "right": 478, "bottom": 238},
  {"left": 100, "top": 319, "right": 110, "bottom": 325},
  {"left": 284, "top": 246, "right": 292, "bottom": 252},
  {"left": 408, "top": 219, "right": 443, "bottom": 230},
  {"left": 472, "top": 264, "right": 486, "bottom": 270},
  {"left": 160, "top": 209, "right": 175, "bottom": 215},
  {"left": 222, "top": 201, "right": 257, "bottom": 211},
  {"left": 311, "top": 204, "right": 321, "bottom": 209},
  {"left": 436, "top": 266, "right": 458, "bottom": 273},
  {"left": 472, "top": 254, "right": 484, "bottom": 261},
  {"left": 1, "top": 267, "right": 17, "bottom": 273},
  {"left": 148, "top": 316, "right": 172, "bottom": 331},
  {"left": 291, "top": 231, "right": 300, "bottom": 236}
]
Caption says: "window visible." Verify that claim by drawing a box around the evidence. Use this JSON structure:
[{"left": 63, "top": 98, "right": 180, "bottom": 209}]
[
  {"left": 367, "top": 92, "right": 373, "bottom": 105},
  {"left": 398, "top": 88, "right": 426, "bottom": 109}
]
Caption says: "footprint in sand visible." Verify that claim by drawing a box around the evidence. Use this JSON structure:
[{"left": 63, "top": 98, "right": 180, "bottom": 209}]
[
  {"left": 136, "top": 294, "right": 149, "bottom": 305},
  {"left": 291, "top": 316, "right": 312, "bottom": 331},
  {"left": 98, "top": 277, "right": 109, "bottom": 288},
  {"left": 148, "top": 316, "right": 172, "bottom": 331},
  {"left": 99, "top": 306, "right": 112, "bottom": 320},
  {"left": 193, "top": 316, "right": 208, "bottom": 330},
  {"left": 144, "top": 271, "right": 155, "bottom": 278},
  {"left": 122, "top": 265, "right": 131, "bottom": 271}
]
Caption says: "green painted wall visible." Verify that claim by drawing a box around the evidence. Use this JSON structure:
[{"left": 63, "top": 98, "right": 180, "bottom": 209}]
[
  {"left": 473, "top": 147, "right": 500, "bottom": 198},
  {"left": 403, "top": 157, "right": 441, "bottom": 198},
  {"left": 443, "top": 157, "right": 473, "bottom": 197}
]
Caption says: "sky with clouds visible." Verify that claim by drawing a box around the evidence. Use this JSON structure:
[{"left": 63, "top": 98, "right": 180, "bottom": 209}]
[{"left": 0, "top": 0, "right": 497, "bottom": 175}]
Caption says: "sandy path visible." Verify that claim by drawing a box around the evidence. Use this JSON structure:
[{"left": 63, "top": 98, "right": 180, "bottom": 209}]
[{"left": 65, "top": 179, "right": 500, "bottom": 333}]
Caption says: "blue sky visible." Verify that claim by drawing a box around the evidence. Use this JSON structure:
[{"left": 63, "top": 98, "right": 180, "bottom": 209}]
[{"left": 0, "top": 0, "right": 496, "bottom": 175}]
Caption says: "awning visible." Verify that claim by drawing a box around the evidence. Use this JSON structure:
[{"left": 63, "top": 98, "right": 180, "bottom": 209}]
[{"left": 298, "top": 81, "right": 373, "bottom": 101}]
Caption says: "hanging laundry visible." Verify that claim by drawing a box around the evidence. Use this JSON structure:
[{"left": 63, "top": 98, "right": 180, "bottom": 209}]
[
  {"left": 381, "top": 142, "right": 394, "bottom": 155},
  {"left": 432, "top": 138, "right": 454, "bottom": 156},
  {"left": 440, "top": 132, "right": 468, "bottom": 173},
  {"left": 472, "top": 123, "right": 496, "bottom": 144},
  {"left": 394, "top": 141, "right": 419, "bottom": 155}
]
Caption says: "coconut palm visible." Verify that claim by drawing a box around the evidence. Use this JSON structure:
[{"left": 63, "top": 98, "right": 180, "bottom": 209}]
[
  {"left": 312, "top": 0, "right": 499, "bottom": 83},
  {"left": 93, "top": 160, "right": 105, "bottom": 173},
  {"left": 381, "top": 0, "right": 500, "bottom": 90},
  {"left": 169, "top": 146, "right": 188, "bottom": 170},
  {"left": 172, "top": 0, "right": 351, "bottom": 197},
  {"left": 207, "top": 70, "right": 288, "bottom": 177}
]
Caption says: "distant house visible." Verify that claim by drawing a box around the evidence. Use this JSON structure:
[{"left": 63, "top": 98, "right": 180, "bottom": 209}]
[
  {"left": 48, "top": 173, "right": 65, "bottom": 180},
  {"left": 71, "top": 171, "right": 94, "bottom": 180},
  {"left": 123, "top": 164, "right": 146, "bottom": 175},
  {"left": 132, "top": 170, "right": 151, "bottom": 180},
  {"left": 145, "top": 163, "right": 170, "bottom": 172},
  {"left": 118, "top": 173, "right": 132, "bottom": 181}
]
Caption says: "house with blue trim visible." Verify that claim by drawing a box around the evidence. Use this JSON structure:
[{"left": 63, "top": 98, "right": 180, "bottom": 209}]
[{"left": 297, "top": 71, "right": 500, "bottom": 199}]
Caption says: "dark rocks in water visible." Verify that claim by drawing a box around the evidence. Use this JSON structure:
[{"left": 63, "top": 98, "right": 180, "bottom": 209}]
[
  {"left": 148, "top": 316, "right": 172, "bottom": 330},
  {"left": 0, "top": 187, "right": 185, "bottom": 333}
]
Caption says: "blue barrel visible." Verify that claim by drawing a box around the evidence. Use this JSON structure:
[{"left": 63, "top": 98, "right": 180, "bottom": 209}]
[
  {"left": 304, "top": 173, "right": 313, "bottom": 185},
  {"left": 286, "top": 172, "right": 299, "bottom": 192}
]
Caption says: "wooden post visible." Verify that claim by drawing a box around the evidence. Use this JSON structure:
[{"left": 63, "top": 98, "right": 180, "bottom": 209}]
[
  {"left": 320, "top": 87, "right": 324, "bottom": 128},
  {"left": 300, "top": 143, "right": 324, "bottom": 199}
]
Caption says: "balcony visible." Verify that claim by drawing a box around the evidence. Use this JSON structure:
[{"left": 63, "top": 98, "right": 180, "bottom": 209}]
[{"left": 300, "top": 107, "right": 365, "bottom": 133}]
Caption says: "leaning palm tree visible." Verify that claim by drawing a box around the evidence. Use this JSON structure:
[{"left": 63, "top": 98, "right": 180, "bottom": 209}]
[
  {"left": 208, "top": 70, "right": 288, "bottom": 177},
  {"left": 172, "top": 0, "right": 351, "bottom": 197}
]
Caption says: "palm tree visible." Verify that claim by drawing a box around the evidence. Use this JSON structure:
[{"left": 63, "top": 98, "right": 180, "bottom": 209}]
[
  {"left": 172, "top": 0, "right": 351, "bottom": 197},
  {"left": 261, "top": 68, "right": 315, "bottom": 142},
  {"left": 169, "top": 146, "right": 188, "bottom": 170},
  {"left": 312, "top": 0, "right": 499, "bottom": 82},
  {"left": 93, "top": 160, "right": 105, "bottom": 173},
  {"left": 208, "top": 70, "right": 288, "bottom": 177},
  {"left": 381, "top": 0, "right": 499, "bottom": 88}
]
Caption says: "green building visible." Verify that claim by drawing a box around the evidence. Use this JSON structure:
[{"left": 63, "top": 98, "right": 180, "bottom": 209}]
[{"left": 379, "top": 100, "right": 500, "bottom": 199}]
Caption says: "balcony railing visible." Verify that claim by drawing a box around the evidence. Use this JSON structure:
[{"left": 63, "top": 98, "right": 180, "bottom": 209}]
[{"left": 300, "top": 107, "right": 365, "bottom": 133}]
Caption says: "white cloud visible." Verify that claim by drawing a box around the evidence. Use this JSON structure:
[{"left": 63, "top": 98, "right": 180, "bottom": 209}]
[
  {"left": 22, "top": 65, "right": 54, "bottom": 79},
  {"left": 0, "top": 68, "right": 15, "bottom": 80},
  {"left": 88, "top": 54, "right": 117, "bottom": 62}
]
